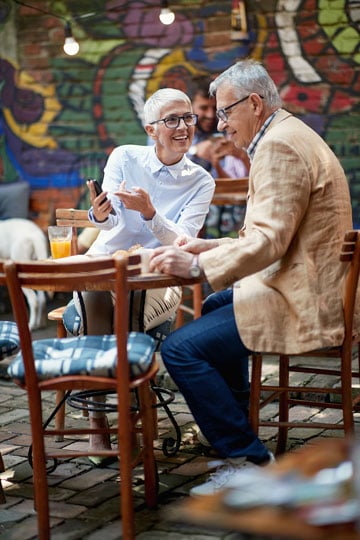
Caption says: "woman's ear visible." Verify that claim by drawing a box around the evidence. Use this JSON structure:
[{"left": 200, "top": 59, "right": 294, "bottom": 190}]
[{"left": 145, "top": 124, "right": 157, "bottom": 140}]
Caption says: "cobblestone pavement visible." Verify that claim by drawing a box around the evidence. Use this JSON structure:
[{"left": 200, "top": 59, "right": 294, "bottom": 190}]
[{"left": 0, "top": 293, "right": 358, "bottom": 539}]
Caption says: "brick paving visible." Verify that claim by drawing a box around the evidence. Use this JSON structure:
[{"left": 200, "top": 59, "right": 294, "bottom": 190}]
[{"left": 0, "top": 293, "right": 358, "bottom": 539}]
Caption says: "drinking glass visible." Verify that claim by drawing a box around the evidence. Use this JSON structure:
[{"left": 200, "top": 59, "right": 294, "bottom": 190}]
[{"left": 48, "top": 226, "right": 72, "bottom": 259}]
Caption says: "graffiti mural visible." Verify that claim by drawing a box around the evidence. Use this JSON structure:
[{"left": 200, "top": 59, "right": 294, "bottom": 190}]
[{"left": 0, "top": 0, "right": 359, "bottom": 221}]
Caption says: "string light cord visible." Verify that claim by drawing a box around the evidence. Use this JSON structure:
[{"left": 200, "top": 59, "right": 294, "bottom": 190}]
[{"left": 13, "top": 1, "right": 95, "bottom": 55}]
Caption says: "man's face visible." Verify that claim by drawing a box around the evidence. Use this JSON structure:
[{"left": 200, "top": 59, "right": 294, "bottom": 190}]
[
  {"left": 192, "top": 93, "right": 217, "bottom": 134},
  {"left": 215, "top": 86, "right": 257, "bottom": 149},
  {"left": 146, "top": 100, "right": 196, "bottom": 164}
]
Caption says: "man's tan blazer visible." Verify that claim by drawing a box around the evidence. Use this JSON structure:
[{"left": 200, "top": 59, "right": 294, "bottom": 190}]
[{"left": 201, "top": 110, "right": 353, "bottom": 354}]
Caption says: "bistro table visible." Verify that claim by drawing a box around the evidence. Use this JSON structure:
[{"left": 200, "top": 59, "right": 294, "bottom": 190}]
[
  {"left": 47, "top": 255, "right": 205, "bottom": 457},
  {"left": 126, "top": 269, "right": 204, "bottom": 455}
]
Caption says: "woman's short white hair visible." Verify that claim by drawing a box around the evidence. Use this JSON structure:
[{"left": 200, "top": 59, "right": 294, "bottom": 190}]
[{"left": 143, "top": 88, "right": 192, "bottom": 126}]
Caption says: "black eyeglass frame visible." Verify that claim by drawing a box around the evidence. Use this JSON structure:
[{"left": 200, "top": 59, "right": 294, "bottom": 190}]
[
  {"left": 149, "top": 113, "right": 198, "bottom": 129},
  {"left": 216, "top": 94, "right": 264, "bottom": 122}
]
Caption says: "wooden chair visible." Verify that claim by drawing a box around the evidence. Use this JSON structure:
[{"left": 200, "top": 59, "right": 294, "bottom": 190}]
[
  {"left": 49, "top": 208, "right": 183, "bottom": 455},
  {"left": 48, "top": 208, "right": 94, "bottom": 337},
  {"left": 47, "top": 208, "right": 96, "bottom": 435},
  {"left": 249, "top": 230, "right": 360, "bottom": 455},
  {"left": 176, "top": 177, "right": 249, "bottom": 327},
  {"left": 0, "top": 262, "right": 22, "bottom": 504},
  {"left": 0, "top": 319, "right": 21, "bottom": 504},
  {"left": 5, "top": 255, "right": 158, "bottom": 540}
]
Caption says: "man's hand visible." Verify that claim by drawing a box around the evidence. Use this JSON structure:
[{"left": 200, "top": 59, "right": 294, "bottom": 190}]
[
  {"left": 150, "top": 238, "right": 218, "bottom": 277},
  {"left": 179, "top": 237, "right": 219, "bottom": 253},
  {"left": 115, "top": 180, "right": 155, "bottom": 220},
  {"left": 149, "top": 246, "right": 195, "bottom": 278}
]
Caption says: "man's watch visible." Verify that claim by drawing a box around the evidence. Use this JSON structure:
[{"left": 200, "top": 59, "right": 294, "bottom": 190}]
[{"left": 189, "top": 255, "right": 201, "bottom": 278}]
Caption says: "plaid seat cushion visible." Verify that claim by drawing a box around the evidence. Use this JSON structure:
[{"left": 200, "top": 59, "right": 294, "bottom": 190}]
[
  {"left": 7, "top": 332, "right": 156, "bottom": 383},
  {"left": 0, "top": 321, "right": 20, "bottom": 360},
  {"left": 63, "top": 297, "right": 173, "bottom": 351}
]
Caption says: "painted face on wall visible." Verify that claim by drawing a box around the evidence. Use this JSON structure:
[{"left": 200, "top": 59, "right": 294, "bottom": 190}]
[{"left": 147, "top": 101, "right": 197, "bottom": 165}]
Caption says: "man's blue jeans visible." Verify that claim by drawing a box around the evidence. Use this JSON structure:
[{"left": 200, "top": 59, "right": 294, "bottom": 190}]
[{"left": 161, "top": 288, "right": 269, "bottom": 463}]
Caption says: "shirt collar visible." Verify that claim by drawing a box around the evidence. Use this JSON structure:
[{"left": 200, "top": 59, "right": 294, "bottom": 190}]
[
  {"left": 149, "top": 145, "right": 188, "bottom": 179},
  {"left": 247, "top": 109, "right": 280, "bottom": 163}
]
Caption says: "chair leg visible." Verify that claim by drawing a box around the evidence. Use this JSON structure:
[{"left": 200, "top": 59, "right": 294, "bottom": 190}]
[
  {"left": 0, "top": 452, "right": 6, "bottom": 504},
  {"left": 342, "top": 350, "right": 355, "bottom": 435},
  {"left": 32, "top": 426, "right": 51, "bottom": 539},
  {"left": 175, "top": 298, "right": 185, "bottom": 328},
  {"left": 276, "top": 355, "right": 289, "bottom": 455},
  {"left": 138, "top": 383, "right": 158, "bottom": 508},
  {"left": 54, "top": 320, "right": 67, "bottom": 441},
  {"left": 118, "top": 391, "right": 136, "bottom": 540},
  {"left": 192, "top": 283, "right": 203, "bottom": 319},
  {"left": 249, "top": 353, "right": 262, "bottom": 434},
  {"left": 54, "top": 390, "right": 66, "bottom": 442}
]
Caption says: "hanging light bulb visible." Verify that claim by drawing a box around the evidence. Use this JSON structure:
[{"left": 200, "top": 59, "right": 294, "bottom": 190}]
[
  {"left": 63, "top": 21, "right": 80, "bottom": 56},
  {"left": 159, "top": 0, "right": 175, "bottom": 25}
]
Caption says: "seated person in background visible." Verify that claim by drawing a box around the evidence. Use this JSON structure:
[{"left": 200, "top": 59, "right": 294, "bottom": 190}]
[
  {"left": 70, "top": 87, "right": 215, "bottom": 457},
  {"left": 77, "top": 227, "right": 99, "bottom": 254},
  {"left": 149, "top": 59, "right": 353, "bottom": 494},
  {"left": 207, "top": 135, "right": 249, "bottom": 179},
  {"left": 187, "top": 76, "right": 218, "bottom": 172},
  {"left": 188, "top": 76, "right": 249, "bottom": 238}
]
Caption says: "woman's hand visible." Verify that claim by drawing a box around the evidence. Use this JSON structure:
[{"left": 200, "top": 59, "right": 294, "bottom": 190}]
[
  {"left": 115, "top": 180, "right": 155, "bottom": 220},
  {"left": 87, "top": 180, "right": 113, "bottom": 222}
]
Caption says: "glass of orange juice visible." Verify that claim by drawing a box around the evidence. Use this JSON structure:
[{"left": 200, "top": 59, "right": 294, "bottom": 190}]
[{"left": 48, "top": 226, "right": 72, "bottom": 259}]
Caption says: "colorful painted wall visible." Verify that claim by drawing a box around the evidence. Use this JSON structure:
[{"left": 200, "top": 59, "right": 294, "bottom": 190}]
[{"left": 0, "top": 0, "right": 359, "bottom": 223}]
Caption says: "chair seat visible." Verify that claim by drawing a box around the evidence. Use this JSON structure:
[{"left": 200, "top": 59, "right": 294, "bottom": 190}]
[
  {"left": 7, "top": 332, "right": 156, "bottom": 382},
  {"left": 0, "top": 321, "right": 20, "bottom": 360},
  {"left": 63, "top": 297, "right": 173, "bottom": 350}
]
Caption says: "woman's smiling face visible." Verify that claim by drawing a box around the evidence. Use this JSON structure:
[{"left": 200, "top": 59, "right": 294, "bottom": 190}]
[{"left": 148, "top": 101, "right": 196, "bottom": 165}]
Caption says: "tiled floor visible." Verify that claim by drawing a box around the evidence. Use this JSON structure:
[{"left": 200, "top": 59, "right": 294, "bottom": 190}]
[{"left": 0, "top": 291, "right": 357, "bottom": 539}]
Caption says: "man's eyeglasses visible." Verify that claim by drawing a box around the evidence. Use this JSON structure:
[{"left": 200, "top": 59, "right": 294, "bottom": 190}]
[
  {"left": 150, "top": 113, "right": 198, "bottom": 129},
  {"left": 216, "top": 95, "right": 264, "bottom": 122}
]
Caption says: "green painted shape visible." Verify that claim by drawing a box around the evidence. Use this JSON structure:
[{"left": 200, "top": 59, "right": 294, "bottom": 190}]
[
  {"left": 99, "top": 48, "right": 147, "bottom": 143},
  {"left": 0, "top": 136, "right": 19, "bottom": 182},
  {"left": 318, "top": 0, "right": 360, "bottom": 62}
]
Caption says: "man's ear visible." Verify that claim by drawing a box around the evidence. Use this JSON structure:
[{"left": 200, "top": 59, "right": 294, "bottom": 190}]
[
  {"left": 145, "top": 124, "right": 157, "bottom": 140},
  {"left": 249, "top": 93, "right": 263, "bottom": 116}
]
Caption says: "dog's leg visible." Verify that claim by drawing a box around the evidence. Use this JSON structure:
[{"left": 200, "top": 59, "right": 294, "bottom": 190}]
[
  {"left": 37, "top": 290, "right": 47, "bottom": 329},
  {"left": 22, "top": 288, "right": 38, "bottom": 331}
]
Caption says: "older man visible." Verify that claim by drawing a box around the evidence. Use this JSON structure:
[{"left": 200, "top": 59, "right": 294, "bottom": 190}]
[{"left": 150, "top": 59, "right": 353, "bottom": 495}]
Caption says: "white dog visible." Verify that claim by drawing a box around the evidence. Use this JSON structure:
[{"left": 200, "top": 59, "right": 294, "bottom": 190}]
[{"left": 0, "top": 218, "right": 49, "bottom": 330}]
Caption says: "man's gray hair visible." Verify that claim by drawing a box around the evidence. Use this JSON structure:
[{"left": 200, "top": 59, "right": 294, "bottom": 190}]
[
  {"left": 209, "top": 59, "right": 282, "bottom": 109},
  {"left": 143, "top": 88, "right": 192, "bottom": 125}
]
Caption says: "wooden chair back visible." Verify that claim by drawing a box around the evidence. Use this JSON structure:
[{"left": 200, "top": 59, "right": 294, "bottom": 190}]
[
  {"left": 55, "top": 208, "right": 95, "bottom": 255},
  {"left": 212, "top": 177, "right": 249, "bottom": 206},
  {"left": 341, "top": 230, "right": 360, "bottom": 343},
  {"left": 4, "top": 254, "right": 158, "bottom": 539},
  {"left": 249, "top": 230, "right": 360, "bottom": 455}
]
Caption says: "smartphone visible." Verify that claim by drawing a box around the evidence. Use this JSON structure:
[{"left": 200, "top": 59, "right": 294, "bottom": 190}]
[{"left": 89, "top": 179, "right": 115, "bottom": 215}]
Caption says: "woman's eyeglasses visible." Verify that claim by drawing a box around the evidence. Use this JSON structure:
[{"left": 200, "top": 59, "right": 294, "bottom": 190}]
[{"left": 150, "top": 113, "right": 198, "bottom": 129}]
